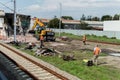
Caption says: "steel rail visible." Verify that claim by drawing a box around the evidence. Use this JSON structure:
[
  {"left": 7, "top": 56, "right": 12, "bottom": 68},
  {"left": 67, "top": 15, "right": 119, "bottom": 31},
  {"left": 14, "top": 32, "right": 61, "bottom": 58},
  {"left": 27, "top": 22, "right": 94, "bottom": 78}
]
[{"left": 0, "top": 43, "right": 69, "bottom": 80}]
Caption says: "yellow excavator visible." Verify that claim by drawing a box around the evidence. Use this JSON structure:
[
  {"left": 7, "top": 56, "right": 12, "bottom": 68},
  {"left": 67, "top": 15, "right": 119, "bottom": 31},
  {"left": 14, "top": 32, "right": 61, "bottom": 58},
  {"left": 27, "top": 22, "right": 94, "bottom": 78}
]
[{"left": 29, "top": 18, "right": 55, "bottom": 41}]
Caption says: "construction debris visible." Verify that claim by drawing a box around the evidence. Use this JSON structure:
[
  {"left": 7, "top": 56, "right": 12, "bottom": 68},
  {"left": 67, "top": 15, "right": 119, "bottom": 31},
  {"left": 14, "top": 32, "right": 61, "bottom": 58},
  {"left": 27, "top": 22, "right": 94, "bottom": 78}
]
[
  {"left": 24, "top": 42, "right": 36, "bottom": 50},
  {"left": 62, "top": 54, "right": 75, "bottom": 61},
  {"left": 34, "top": 48, "right": 56, "bottom": 56},
  {"left": 61, "top": 36, "right": 69, "bottom": 41},
  {"left": 83, "top": 59, "right": 93, "bottom": 66}
]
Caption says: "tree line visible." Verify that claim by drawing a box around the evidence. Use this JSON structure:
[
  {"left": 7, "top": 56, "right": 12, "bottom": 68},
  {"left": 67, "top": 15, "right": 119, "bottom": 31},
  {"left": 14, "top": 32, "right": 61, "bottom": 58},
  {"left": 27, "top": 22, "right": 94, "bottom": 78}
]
[
  {"left": 47, "top": 14, "right": 120, "bottom": 29},
  {"left": 81, "top": 14, "right": 120, "bottom": 21}
]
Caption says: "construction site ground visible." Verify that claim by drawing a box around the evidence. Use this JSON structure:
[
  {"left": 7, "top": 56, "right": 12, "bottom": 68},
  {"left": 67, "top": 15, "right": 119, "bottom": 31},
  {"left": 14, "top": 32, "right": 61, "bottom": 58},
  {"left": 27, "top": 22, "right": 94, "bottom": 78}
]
[{"left": 3, "top": 34, "right": 120, "bottom": 69}]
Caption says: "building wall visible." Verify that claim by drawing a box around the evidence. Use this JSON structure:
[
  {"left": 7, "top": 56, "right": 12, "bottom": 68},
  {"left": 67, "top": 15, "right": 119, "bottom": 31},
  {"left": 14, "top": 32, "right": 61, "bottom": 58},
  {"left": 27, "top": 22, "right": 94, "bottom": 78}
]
[
  {"left": 0, "top": 17, "right": 4, "bottom": 28},
  {"left": 0, "top": 10, "right": 6, "bottom": 39},
  {"left": 104, "top": 20, "right": 120, "bottom": 31},
  {"left": 5, "top": 13, "right": 31, "bottom": 36},
  {"left": 40, "top": 18, "right": 103, "bottom": 29}
]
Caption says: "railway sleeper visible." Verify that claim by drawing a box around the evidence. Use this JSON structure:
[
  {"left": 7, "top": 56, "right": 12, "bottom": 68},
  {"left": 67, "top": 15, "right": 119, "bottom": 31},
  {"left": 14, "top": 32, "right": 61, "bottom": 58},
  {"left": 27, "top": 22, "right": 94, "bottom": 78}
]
[{"left": 0, "top": 52, "right": 34, "bottom": 80}]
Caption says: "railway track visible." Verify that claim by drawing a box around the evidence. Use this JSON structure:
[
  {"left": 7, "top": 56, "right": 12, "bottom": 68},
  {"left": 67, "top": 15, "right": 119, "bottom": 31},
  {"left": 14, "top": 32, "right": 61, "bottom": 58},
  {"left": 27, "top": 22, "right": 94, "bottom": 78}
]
[{"left": 0, "top": 42, "right": 80, "bottom": 80}]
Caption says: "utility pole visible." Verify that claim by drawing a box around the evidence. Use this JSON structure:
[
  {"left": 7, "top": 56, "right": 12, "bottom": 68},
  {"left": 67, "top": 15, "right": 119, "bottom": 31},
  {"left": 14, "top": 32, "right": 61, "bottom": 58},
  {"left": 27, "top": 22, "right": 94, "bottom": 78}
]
[
  {"left": 59, "top": 3, "right": 62, "bottom": 37},
  {"left": 14, "top": 0, "right": 16, "bottom": 42}
]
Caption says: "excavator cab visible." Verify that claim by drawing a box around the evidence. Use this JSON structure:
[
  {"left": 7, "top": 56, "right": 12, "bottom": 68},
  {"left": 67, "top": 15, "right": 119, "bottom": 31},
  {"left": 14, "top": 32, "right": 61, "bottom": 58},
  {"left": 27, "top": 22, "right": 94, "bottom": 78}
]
[{"left": 29, "top": 18, "right": 55, "bottom": 41}]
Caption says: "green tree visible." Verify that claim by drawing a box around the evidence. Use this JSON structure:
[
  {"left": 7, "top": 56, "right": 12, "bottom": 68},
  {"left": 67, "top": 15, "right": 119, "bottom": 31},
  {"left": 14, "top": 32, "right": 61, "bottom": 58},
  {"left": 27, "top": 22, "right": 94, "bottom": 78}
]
[
  {"left": 81, "top": 14, "right": 86, "bottom": 21},
  {"left": 61, "top": 16, "right": 74, "bottom": 20},
  {"left": 86, "top": 15, "right": 92, "bottom": 21},
  {"left": 48, "top": 18, "right": 64, "bottom": 29},
  {"left": 80, "top": 21, "right": 92, "bottom": 30},
  {"left": 101, "top": 15, "right": 112, "bottom": 21},
  {"left": 113, "top": 14, "right": 120, "bottom": 20},
  {"left": 91, "top": 17, "right": 100, "bottom": 21}
]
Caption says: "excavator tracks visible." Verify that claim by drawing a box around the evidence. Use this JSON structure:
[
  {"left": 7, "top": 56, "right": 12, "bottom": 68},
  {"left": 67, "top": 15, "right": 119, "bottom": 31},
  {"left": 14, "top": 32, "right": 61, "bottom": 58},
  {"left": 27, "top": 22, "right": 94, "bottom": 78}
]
[{"left": 0, "top": 43, "right": 80, "bottom": 80}]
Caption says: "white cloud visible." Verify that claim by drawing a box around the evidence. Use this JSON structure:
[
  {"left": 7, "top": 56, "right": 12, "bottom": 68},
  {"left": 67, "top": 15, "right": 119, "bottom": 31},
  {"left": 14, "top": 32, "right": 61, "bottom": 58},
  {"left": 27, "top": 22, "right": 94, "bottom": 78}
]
[
  {"left": 63, "top": 0, "right": 120, "bottom": 8},
  {"left": 25, "top": 0, "right": 120, "bottom": 13},
  {"left": 26, "top": 4, "right": 41, "bottom": 12},
  {"left": 26, "top": 4, "right": 58, "bottom": 13},
  {"left": 16, "top": 0, "right": 120, "bottom": 19}
]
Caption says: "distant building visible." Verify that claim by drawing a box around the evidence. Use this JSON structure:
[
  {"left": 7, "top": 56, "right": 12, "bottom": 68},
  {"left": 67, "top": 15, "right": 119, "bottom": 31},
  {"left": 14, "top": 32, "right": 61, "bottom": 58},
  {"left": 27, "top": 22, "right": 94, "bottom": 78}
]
[
  {"left": 0, "top": 10, "right": 5, "bottom": 28},
  {"left": 0, "top": 10, "right": 31, "bottom": 39},
  {"left": 61, "top": 19, "right": 80, "bottom": 29},
  {"left": 5, "top": 13, "right": 31, "bottom": 36},
  {"left": 40, "top": 18, "right": 103, "bottom": 30},
  {"left": 0, "top": 10, "right": 6, "bottom": 39},
  {"left": 84, "top": 21, "right": 103, "bottom": 30},
  {"left": 104, "top": 20, "right": 120, "bottom": 31}
]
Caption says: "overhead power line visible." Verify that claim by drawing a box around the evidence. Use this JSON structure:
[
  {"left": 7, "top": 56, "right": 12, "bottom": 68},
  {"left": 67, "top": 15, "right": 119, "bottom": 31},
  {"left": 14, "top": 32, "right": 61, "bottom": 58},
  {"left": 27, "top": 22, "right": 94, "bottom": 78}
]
[{"left": 0, "top": 1, "right": 14, "bottom": 12}]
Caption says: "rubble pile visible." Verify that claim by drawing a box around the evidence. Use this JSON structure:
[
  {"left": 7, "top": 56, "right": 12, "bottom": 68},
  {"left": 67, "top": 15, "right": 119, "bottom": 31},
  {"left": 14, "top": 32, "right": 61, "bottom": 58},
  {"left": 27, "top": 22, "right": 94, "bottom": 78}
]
[
  {"left": 4, "top": 34, "right": 38, "bottom": 43},
  {"left": 34, "top": 48, "right": 56, "bottom": 56}
]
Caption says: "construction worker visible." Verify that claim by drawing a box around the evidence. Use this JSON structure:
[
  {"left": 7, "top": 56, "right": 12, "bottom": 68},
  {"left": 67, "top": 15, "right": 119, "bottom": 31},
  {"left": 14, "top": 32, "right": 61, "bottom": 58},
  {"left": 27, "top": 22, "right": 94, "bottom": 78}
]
[
  {"left": 93, "top": 45, "right": 101, "bottom": 65},
  {"left": 82, "top": 35, "right": 87, "bottom": 45},
  {"left": 40, "top": 35, "right": 44, "bottom": 48}
]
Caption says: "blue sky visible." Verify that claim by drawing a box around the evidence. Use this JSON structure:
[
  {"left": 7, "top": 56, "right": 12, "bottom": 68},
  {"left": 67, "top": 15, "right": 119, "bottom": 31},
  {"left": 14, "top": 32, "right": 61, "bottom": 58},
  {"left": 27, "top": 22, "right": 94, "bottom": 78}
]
[{"left": 0, "top": 0, "right": 120, "bottom": 20}]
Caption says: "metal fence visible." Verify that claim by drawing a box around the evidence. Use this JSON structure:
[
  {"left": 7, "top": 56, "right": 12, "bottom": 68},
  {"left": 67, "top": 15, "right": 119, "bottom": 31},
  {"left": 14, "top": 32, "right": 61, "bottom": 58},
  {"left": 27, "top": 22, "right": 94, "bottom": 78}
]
[{"left": 51, "top": 29, "right": 120, "bottom": 39}]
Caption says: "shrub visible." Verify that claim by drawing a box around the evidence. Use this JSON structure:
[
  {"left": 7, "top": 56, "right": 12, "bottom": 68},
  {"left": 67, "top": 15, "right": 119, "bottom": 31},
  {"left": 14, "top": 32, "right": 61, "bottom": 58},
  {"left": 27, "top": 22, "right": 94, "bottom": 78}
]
[
  {"left": 111, "top": 37, "right": 116, "bottom": 39},
  {"left": 91, "top": 34, "right": 97, "bottom": 37},
  {"left": 102, "top": 35, "right": 108, "bottom": 38}
]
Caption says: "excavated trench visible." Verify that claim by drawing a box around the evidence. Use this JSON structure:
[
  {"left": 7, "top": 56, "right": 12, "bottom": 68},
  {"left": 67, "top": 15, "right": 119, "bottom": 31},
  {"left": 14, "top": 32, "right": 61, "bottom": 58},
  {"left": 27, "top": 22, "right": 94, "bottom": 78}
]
[{"left": 102, "top": 49, "right": 120, "bottom": 57}]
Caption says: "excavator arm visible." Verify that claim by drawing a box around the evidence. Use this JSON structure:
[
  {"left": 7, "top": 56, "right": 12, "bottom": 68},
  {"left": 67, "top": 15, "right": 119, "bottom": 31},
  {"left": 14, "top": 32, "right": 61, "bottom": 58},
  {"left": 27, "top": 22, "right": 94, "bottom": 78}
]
[
  {"left": 30, "top": 17, "right": 55, "bottom": 41},
  {"left": 32, "top": 18, "right": 45, "bottom": 30},
  {"left": 31, "top": 18, "right": 47, "bottom": 37}
]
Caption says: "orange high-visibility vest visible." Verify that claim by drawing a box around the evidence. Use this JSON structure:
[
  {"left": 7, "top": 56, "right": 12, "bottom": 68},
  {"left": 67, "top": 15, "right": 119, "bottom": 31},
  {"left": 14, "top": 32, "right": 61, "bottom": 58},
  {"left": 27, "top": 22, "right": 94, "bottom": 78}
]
[
  {"left": 94, "top": 47, "right": 101, "bottom": 55},
  {"left": 40, "top": 35, "right": 44, "bottom": 40},
  {"left": 83, "top": 36, "right": 86, "bottom": 41}
]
